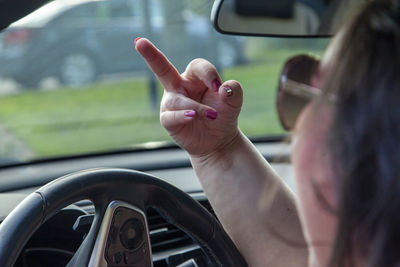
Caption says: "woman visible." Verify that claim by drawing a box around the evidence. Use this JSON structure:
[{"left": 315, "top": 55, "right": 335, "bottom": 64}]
[{"left": 135, "top": 0, "right": 400, "bottom": 266}]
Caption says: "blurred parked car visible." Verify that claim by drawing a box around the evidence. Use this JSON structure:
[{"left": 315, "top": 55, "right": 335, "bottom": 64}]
[{"left": 0, "top": 0, "right": 245, "bottom": 87}]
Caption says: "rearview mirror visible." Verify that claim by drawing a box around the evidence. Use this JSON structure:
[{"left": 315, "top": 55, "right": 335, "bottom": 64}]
[{"left": 211, "top": 0, "right": 366, "bottom": 37}]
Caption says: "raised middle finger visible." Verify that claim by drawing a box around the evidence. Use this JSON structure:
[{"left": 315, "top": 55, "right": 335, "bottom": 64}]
[{"left": 135, "top": 38, "right": 182, "bottom": 92}]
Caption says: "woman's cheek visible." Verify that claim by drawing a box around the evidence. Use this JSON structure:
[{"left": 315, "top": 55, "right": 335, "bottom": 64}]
[{"left": 292, "top": 102, "right": 338, "bottom": 266}]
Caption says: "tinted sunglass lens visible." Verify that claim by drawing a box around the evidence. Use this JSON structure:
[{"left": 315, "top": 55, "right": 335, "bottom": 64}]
[{"left": 277, "top": 55, "right": 320, "bottom": 131}]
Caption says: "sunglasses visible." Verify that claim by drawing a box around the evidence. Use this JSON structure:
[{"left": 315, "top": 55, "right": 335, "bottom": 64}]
[{"left": 277, "top": 54, "right": 322, "bottom": 131}]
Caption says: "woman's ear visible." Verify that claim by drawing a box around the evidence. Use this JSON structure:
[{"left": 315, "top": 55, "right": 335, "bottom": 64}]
[
  {"left": 311, "top": 109, "right": 338, "bottom": 214},
  {"left": 312, "top": 170, "right": 337, "bottom": 215}
]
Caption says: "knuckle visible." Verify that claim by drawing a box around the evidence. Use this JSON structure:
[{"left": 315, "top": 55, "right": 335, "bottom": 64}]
[
  {"left": 160, "top": 93, "right": 168, "bottom": 106},
  {"left": 188, "top": 58, "right": 205, "bottom": 67},
  {"left": 165, "top": 95, "right": 182, "bottom": 110},
  {"left": 204, "top": 67, "right": 217, "bottom": 78},
  {"left": 188, "top": 58, "right": 215, "bottom": 70},
  {"left": 160, "top": 111, "right": 168, "bottom": 125},
  {"left": 158, "top": 64, "right": 171, "bottom": 77}
]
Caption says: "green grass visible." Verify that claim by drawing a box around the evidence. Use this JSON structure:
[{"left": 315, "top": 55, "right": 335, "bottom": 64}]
[
  {"left": 0, "top": 44, "right": 327, "bottom": 160},
  {"left": 0, "top": 78, "right": 169, "bottom": 157}
]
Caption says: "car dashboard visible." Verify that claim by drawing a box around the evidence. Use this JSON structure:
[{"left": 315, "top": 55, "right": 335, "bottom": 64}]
[{"left": 0, "top": 141, "right": 293, "bottom": 267}]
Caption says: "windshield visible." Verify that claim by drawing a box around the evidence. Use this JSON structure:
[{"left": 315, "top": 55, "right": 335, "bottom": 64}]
[{"left": 0, "top": 0, "right": 328, "bottom": 165}]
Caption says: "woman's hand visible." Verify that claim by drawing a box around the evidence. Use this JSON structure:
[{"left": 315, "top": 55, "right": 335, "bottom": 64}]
[
  {"left": 136, "top": 39, "right": 307, "bottom": 267},
  {"left": 135, "top": 38, "right": 243, "bottom": 157}
]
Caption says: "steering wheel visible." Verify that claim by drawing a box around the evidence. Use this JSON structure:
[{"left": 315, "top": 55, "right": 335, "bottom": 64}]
[{"left": 0, "top": 168, "right": 248, "bottom": 267}]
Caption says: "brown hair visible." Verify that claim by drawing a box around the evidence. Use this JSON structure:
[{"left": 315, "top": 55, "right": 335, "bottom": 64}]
[{"left": 320, "top": 0, "right": 400, "bottom": 266}]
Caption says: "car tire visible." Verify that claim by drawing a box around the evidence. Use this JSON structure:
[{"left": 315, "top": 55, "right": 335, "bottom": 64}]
[{"left": 58, "top": 52, "right": 97, "bottom": 86}]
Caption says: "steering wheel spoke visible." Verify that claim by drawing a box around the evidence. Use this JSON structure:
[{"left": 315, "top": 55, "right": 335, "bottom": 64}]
[{"left": 88, "top": 201, "right": 152, "bottom": 267}]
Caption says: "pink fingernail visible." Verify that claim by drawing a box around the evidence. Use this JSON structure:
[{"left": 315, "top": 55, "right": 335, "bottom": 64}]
[
  {"left": 185, "top": 111, "right": 196, "bottom": 118},
  {"left": 212, "top": 79, "right": 221, "bottom": 92},
  {"left": 206, "top": 110, "right": 218, "bottom": 120},
  {"left": 134, "top": 37, "right": 142, "bottom": 47}
]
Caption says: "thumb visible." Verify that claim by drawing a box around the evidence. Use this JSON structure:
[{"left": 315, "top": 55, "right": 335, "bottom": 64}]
[{"left": 218, "top": 80, "right": 243, "bottom": 109}]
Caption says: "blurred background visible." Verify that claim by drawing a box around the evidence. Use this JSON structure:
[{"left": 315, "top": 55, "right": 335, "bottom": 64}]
[{"left": 0, "top": 0, "right": 329, "bottom": 163}]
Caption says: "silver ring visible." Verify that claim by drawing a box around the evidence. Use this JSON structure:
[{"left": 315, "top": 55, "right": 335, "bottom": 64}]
[{"left": 225, "top": 87, "right": 233, "bottom": 97}]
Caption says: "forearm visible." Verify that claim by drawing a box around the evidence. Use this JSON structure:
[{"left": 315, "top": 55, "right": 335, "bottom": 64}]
[{"left": 190, "top": 131, "right": 308, "bottom": 267}]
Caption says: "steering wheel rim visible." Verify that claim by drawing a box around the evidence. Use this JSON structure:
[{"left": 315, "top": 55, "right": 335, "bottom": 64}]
[{"left": 0, "top": 168, "right": 248, "bottom": 267}]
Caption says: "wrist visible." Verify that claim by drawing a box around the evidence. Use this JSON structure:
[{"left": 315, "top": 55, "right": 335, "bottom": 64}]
[{"left": 189, "top": 129, "right": 245, "bottom": 171}]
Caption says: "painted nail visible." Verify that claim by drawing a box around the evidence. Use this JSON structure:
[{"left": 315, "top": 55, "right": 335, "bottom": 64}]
[
  {"left": 134, "top": 37, "right": 142, "bottom": 47},
  {"left": 184, "top": 110, "right": 196, "bottom": 118},
  {"left": 212, "top": 79, "right": 221, "bottom": 92},
  {"left": 206, "top": 110, "right": 218, "bottom": 120}
]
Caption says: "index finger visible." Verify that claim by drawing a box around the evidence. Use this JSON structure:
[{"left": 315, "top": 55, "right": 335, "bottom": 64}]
[{"left": 135, "top": 38, "right": 181, "bottom": 91}]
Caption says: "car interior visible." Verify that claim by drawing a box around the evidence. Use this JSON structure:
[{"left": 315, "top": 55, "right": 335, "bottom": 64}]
[{"left": 0, "top": 0, "right": 362, "bottom": 266}]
